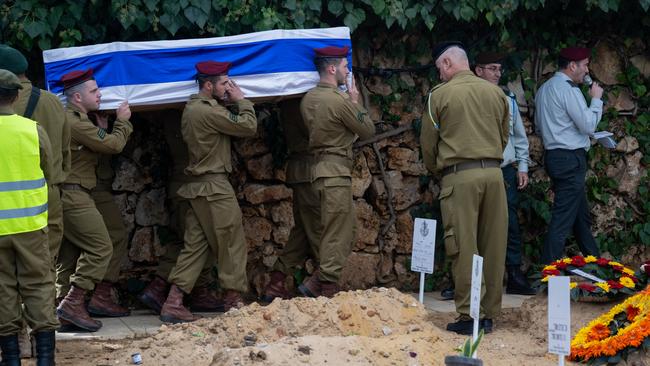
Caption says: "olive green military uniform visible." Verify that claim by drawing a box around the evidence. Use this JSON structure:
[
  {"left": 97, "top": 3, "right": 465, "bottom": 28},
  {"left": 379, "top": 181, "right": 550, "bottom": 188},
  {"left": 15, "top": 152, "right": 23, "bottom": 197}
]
[
  {"left": 56, "top": 153, "right": 128, "bottom": 297},
  {"left": 168, "top": 94, "right": 256, "bottom": 294},
  {"left": 420, "top": 70, "right": 509, "bottom": 319},
  {"left": 0, "top": 104, "right": 59, "bottom": 335},
  {"left": 14, "top": 80, "right": 70, "bottom": 297},
  {"left": 272, "top": 99, "right": 322, "bottom": 274},
  {"left": 60, "top": 105, "right": 133, "bottom": 292},
  {"left": 156, "top": 115, "right": 214, "bottom": 287},
  {"left": 300, "top": 83, "right": 375, "bottom": 283}
]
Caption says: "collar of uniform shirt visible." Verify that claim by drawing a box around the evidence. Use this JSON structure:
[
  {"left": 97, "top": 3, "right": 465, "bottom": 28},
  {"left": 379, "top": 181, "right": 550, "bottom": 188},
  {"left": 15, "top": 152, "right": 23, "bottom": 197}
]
[
  {"left": 0, "top": 105, "right": 15, "bottom": 115},
  {"left": 317, "top": 82, "right": 338, "bottom": 89}
]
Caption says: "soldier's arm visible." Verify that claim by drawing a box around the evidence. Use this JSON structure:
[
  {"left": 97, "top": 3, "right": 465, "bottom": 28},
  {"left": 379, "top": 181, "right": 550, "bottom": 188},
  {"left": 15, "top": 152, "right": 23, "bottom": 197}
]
[
  {"left": 205, "top": 100, "right": 257, "bottom": 137},
  {"left": 511, "top": 102, "right": 529, "bottom": 173},
  {"left": 420, "top": 92, "right": 439, "bottom": 173},
  {"left": 57, "top": 103, "right": 72, "bottom": 178},
  {"left": 72, "top": 117, "right": 134, "bottom": 154},
  {"left": 564, "top": 88, "right": 602, "bottom": 135},
  {"left": 37, "top": 124, "right": 54, "bottom": 182},
  {"left": 338, "top": 98, "right": 375, "bottom": 140}
]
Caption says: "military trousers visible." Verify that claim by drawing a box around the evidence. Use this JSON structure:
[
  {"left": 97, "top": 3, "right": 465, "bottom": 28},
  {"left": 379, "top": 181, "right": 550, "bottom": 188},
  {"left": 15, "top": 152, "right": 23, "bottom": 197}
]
[
  {"left": 168, "top": 191, "right": 248, "bottom": 293},
  {"left": 46, "top": 184, "right": 64, "bottom": 298},
  {"left": 542, "top": 149, "right": 600, "bottom": 264},
  {"left": 57, "top": 190, "right": 127, "bottom": 297},
  {"left": 439, "top": 167, "right": 507, "bottom": 319},
  {"left": 156, "top": 196, "right": 213, "bottom": 288},
  {"left": 0, "top": 230, "right": 59, "bottom": 336},
  {"left": 59, "top": 189, "right": 112, "bottom": 292},
  {"left": 273, "top": 182, "right": 322, "bottom": 275},
  {"left": 502, "top": 165, "right": 523, "bottom": 267},
  {"left": 313, "top": 176, "right": 356, "bottom": 283}
]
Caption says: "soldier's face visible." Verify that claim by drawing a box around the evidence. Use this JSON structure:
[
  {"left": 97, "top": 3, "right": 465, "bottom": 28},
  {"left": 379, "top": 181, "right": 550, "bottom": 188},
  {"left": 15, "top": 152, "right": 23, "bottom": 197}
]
[
  {"left": 475, "top": 63, "right": 502, "bottom": 85},
  {"left": 573, "top": 59, "right": 590, "bottom": 83},
  {"left": 78, "top": 80, "right": 101, "bottom": 112},
  {"left": 335, "top": 59, "right": 349, "bottom": 86},
  {"left": 211, "top": 76, "right": 229, "bottom": 100}
]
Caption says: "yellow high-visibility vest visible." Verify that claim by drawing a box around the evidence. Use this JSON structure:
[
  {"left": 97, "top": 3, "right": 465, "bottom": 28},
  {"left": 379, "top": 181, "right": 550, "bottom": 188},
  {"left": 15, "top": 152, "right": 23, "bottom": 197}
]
[{"left": 0, "top": 114, "right": 48, "bottom": 235}]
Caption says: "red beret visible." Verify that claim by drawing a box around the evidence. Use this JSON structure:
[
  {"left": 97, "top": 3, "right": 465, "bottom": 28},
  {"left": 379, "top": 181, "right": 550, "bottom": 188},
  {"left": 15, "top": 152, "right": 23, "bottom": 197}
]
[
  {"left": 195, "top": 61, "right": 231, "bottom": 76},
  {"left": 61, "top": 69, "right": 94, "bottom": 90},
  {"left": 475, "top": 51, "right": 506, "bottom": 65},
  {"left": 559, "top": 47, "right": 590, "bottom": 61},
  {"left": 314, "top": 46, "right": 349, "bottom": 59}
]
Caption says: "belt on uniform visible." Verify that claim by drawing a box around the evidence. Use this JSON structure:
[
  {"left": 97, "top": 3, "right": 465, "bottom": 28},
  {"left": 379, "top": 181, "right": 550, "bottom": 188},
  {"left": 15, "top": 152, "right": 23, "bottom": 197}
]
[
  {"left": 186, "top": 173, "right": 227, "bottom": 182},
  {"left": 313, "top": 153, "right": 353, "bottom": 170},
  {"left": 441, "top": 159, "right": 501, "bottom": 177},
  {"left": 60, "top": 183, "right": 91, "bottom": 194}
]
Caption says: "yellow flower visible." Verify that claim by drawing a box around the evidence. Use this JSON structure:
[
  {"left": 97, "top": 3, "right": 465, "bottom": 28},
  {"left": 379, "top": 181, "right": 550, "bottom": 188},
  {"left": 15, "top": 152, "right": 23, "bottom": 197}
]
[
  {"left": 620, "top": 277, "right": 635, "bottom": 288},
  {"left": 570, "top": 282, "right": 577, "bottom": 289},
  {"left": 563, "top": 258, "right": 573, "bottom": 264},
  {"left": 585, "top": 255, "right": 597, "bottom": 263},
  {"left": 609, "top": 261, "right": 623, "bottom": 267},
  {"left": 623, "top": 268, "right": 635, "bottom": 276},
  {"left": 543, "top": 265, "right": 557, "bottom": 271},
  {"left": 541, "top": 276, "right": 549, "bottom": 283},
  {"left": 595, "top": 282, "right": 611, "bottom": 293}
]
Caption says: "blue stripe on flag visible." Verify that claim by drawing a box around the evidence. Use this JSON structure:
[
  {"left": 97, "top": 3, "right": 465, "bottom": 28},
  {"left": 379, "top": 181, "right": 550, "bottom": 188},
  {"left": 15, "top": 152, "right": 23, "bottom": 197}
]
[
  {"left": 0, "top": 203, "right": 48, "bottom": 220},
  {"left": 45, "top": 38, "right": 352, "bottom": 93},
  {"left": 0, "top": 178, "right": 46, "bottom": 192}
]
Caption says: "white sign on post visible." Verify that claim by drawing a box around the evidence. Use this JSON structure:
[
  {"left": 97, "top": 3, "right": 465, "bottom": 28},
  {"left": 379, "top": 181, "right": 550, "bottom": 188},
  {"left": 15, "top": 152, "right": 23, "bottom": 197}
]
[
  {"left": 410, "top": 218, "right": 437, "bottom": 304},
  {"left": 548, "top": 276, "right": 571, "bottom": 366},
  {"left": 469, "top": 255, "right": 483, "bottom": 320}
]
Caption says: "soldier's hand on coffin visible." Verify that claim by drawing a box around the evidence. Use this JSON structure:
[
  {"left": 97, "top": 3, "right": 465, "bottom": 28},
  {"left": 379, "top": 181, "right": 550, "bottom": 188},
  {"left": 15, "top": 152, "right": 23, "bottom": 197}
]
[{"left": 116, "top": 101, "right": 131, "bottom": 121}]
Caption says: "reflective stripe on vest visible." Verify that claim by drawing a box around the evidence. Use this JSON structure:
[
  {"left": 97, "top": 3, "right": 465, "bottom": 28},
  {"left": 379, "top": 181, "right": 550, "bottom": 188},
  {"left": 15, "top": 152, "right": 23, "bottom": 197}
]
[{"left": 0, "top": 114, "right": 48, "bottom": 235}]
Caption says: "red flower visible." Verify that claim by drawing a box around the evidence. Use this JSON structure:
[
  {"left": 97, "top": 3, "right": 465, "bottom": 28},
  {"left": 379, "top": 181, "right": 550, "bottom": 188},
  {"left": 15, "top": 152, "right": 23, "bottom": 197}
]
[
  {"left": 596, "top": 258, "right": 610, "bottom": 267},
  {"left": 607, "top": 280, "right": 624, "bottom": 289},
  {"left": 542, "top": 269, "right": 561, "bottom": 276},
  {"left": 626, "top": 305, "right": 640, "bottom": 322},
  {"left": 578, "top": 283, "right": 597, "bottom": 292},
  {"left": 571, "top": 256, "right": 586, "bottom": 267},
  {"left": 555, "top": 261, "right": 568, "bottom": 270},
  {"left": 612, "top": 265, "right": 624, "bottom": 273},
  {"left": 644, "top": 263, "right": 650, "bottom": 276}
]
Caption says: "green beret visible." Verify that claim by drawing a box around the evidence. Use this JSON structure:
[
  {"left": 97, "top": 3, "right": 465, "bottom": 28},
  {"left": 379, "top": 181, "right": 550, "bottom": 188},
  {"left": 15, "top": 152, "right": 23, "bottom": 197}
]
[
  {"left": 0, "top": 69, "right": 23, "bottom": 90},
  {"left": 0, "top": 45, "right": 28, "bottom": 75}
]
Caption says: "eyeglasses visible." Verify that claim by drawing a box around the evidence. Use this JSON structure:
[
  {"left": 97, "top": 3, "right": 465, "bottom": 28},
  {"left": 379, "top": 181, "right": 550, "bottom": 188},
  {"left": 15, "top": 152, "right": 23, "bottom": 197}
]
[{"left": 478, "top": 65, "right": 503, "bottom": 73}]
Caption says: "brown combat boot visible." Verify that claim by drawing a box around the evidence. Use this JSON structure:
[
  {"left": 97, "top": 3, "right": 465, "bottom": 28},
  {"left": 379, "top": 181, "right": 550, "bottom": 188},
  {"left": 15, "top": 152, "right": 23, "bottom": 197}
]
[
  {"left": 138, "top": 276, "right": 169, "bottom": 314},
  {"left": 160, "top": 285, "right": 200, "bottom": 323},
  {"left": 88, "top": 281, "right": 131, "bottom": 317},
  {"left": 321, "top": 281, "right": 340, "bottom": 298},
  {"left": 298, "top": 271, "right": 322, "bottom": 298},
  {"left": 261, "top": 271, "right": 291, "bottom": 303},
  {"left": 223, "top": 290, "right": 245, "bottom": 312},
  {"left": 56, "top": 285, "right": 102, "bottom": 332},
  {"left": 189, "top": 286, "right": 224, "bottom": 312}
]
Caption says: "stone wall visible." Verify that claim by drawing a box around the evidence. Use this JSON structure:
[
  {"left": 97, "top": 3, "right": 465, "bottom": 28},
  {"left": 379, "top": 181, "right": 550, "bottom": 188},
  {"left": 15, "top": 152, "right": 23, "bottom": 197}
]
[{"left": 111, "top": 37, "right": 649, "bottom": 296}]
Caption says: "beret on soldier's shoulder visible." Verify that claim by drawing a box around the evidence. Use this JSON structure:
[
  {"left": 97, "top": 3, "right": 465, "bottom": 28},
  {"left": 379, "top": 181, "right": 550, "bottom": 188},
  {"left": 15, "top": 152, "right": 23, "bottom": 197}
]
[
  {"left": 432, "top": 41, "right": 464, "bottom": 63},
  {"left": 0, "top": 45, "right": 28, "bottom": 75},
  {"left": 314, "top": 46, "right": 349, "bottom": 59},
  {"left": 0, "top": 69, "right": 23, "bottom": 90},
  {"left": 61, "top": 69, "right": 95, "bottom": 90},
  {"left": 475, "top": 51, "right": 506, "bottom": 65},
  {"left": 559, "top": 47, "right": 590, "bottom": 61},
  {"left": 195, "top": 61, "right": 231, "bottom": 77}
]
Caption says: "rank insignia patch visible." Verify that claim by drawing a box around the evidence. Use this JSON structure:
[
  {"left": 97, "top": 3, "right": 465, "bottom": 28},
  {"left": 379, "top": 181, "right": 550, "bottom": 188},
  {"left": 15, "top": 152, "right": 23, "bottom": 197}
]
[
  {"left": 229, "top": 112, "right": 238, "bottom": 122},
  {"left": 97, "top": 128, "right": 106, "bottom": 139}
]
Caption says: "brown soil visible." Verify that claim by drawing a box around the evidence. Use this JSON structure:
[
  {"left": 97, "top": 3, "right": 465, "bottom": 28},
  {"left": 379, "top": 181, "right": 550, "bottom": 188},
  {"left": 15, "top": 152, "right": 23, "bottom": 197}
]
[{"left": 47, "top": 289, "right": 625, "bottom": 366}]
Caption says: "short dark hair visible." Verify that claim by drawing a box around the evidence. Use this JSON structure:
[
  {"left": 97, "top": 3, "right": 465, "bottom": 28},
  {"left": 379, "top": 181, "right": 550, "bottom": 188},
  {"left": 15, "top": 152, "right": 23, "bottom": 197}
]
[
  {"left": 197, "top": 74, "right": 222, "bottom": 89},
  {"left": 315, "top": 57, "right": 344, "bottom": 76},
  {"left": 557, "top": 56, "right": 571, "bottom": 70},
  {"left": 0, "top": 88, "right": 18, "bottom": 105}
]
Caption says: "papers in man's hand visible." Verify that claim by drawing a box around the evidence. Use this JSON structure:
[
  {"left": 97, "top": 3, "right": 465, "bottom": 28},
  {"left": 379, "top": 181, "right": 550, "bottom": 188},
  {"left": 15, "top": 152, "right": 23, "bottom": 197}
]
[{"left": 592, "top": 131, "right": 617, "bottom": 149}]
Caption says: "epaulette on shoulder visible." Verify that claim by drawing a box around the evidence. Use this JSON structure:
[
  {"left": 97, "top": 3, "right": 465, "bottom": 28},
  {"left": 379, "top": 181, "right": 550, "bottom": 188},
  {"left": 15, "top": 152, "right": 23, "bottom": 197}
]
[
  {"left": 430, "top": 82, "right": 446, "bottom": 93},
  {"left": 566, "top": 80, "right": 579, "bottom": 88}
]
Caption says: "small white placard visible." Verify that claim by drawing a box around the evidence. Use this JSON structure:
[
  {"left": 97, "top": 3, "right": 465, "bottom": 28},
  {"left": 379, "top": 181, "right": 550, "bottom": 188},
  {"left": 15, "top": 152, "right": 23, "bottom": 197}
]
[
  {"left": 410, "top": 218, "right": 437, "bottom": 274},
  {"left": 592, "top": 131, "right": 617, "bottom": 149},
  {"left": 569, "top": 268, "right": 606, "bottom": 283},
  {"left": 548, "top": 276, "right": 571, "bottom": 356},
  {"left": 469, "top": 255, "right": 483, "bottom": 320}
]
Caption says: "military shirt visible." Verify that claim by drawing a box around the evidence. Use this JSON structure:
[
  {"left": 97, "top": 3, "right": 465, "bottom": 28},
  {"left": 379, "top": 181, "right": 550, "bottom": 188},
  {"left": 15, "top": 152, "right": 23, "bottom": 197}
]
[
  {"left": 162, "top": 111, "right": 190, "bottom": 198},
  {"left": 14, "top": 80, "right": 70, "bottom": 185},
  {"left": 279, "top": 98, "right": 311, "bottom": 184},
  {"left": 300, "top": 82, "right": 375, "bottom": 179},
  {"left": 95, "top": 154, "right": 114, "bottom": 191},
  {"left": 420, "top": 70, "right": 509, "bottom": 172},
  {"left": 502, "top": 90, "right": 530, "bottom": 172},
  {"left": 535, "top": 72, "right": 602, "bottom": 151},
  {"left": 64, "top": 105, "right": 133, "bottom": 189},
  {"left": 178, "top": 94, "right": 257, "bottom": 198}
]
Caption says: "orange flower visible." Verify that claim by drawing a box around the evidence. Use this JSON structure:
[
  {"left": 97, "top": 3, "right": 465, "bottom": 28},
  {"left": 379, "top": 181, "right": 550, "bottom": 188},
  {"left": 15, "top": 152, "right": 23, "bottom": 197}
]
[{"left": 587, "top": 323, "right": 610, "bottom": 341}]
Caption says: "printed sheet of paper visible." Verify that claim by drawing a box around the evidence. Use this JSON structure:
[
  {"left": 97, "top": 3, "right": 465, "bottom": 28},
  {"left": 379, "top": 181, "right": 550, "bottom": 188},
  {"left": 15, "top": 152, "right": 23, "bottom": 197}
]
[
  {"left": 410, "top": 218, "right": 436, "bottom": 274},
  {"left": 548, "top": 276, "right": 571, "bottom": 356}
]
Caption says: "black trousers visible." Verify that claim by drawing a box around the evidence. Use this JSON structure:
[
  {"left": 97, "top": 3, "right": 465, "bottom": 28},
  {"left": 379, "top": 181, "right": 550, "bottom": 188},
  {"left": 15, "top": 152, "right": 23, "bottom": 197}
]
[{"left": 541, "top": 149, "right": 600, "bottom": 263}]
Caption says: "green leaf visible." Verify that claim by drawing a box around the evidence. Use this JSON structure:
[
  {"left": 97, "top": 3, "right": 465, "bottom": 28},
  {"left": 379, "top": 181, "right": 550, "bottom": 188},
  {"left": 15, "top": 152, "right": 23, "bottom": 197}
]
[
  {"left": 144, "top": 0, "right": 160, "bottom": 12},
  {"left": 328, "top": 0, "right": 343, "bottom": 16},
  {"left": 38, "top": 37, "right": 52, "bottom": 51},
  {"left": 486, "top": 11, "right": 495, "bottom": 25},
  {"left": 284, "top": 0, "right": 297, "bottom": 11},
  {"left": 24, "top": 21, "right": 47, "bottom": 38},
  {"left": 459, "top": 5, "right": 474, "bottom": 21},
  {"left": 160, "top": 13, "right": 182, "bottom": 35},
  {"left": 640, "top": 0, "right": 650, "bottom": 11},
  {"left": 190, "top": 0, "right": 212, "bottom": 14},
  {"left": 370, "top": 0, "right": 385, "bottom": 14},
  {"left": 184, "top": 6, "right": 208, "bottom": 28},
  {"left": 405, "top": 7, "right": 417, "bottom": 19},
  {"left": 306, "top": 0, "right": 321, "bottom": 11},
  {"left": 48, "top": 7, "right": 64, "bottom": 30}
]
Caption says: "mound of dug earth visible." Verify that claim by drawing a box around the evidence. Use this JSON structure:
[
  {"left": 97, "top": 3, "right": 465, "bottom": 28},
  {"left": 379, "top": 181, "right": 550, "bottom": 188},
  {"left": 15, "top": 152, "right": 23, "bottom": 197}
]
[{"left": 110, "top": 288, "right": 455, "bottom": 365}]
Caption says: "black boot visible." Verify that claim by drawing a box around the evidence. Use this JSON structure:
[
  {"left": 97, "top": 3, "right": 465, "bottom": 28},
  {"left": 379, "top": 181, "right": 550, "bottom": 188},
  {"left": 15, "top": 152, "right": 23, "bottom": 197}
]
[
  {"left": 34, "top": 331, "right": 55, "bottom": 366},
  {"left": 0, "top": 334, "right": 21, "bottom": 366},
  {"left": 506, "top": 266, "right": 536, "bottom": 295}
]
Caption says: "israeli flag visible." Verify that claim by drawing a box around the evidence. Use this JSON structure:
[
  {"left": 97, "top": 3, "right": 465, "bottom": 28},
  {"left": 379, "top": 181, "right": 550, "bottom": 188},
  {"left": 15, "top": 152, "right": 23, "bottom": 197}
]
[{"left": 43, "top": 27, "right": 352, "bottom": 110}]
